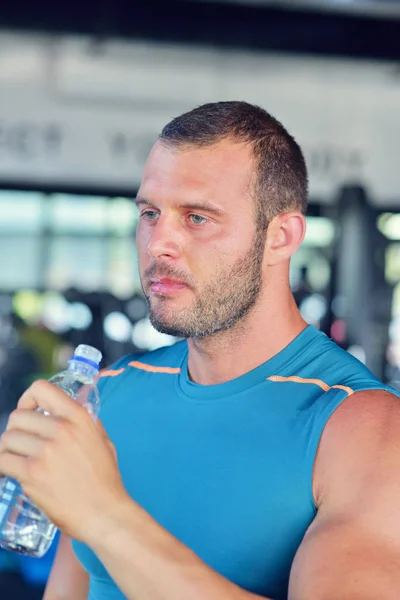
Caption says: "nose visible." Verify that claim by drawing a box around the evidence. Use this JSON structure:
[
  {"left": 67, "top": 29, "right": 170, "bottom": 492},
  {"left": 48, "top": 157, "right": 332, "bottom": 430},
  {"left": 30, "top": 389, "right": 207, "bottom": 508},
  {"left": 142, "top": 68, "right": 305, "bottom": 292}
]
[{"left": 146, "top": 216, "right": 182, "bottom": 260}]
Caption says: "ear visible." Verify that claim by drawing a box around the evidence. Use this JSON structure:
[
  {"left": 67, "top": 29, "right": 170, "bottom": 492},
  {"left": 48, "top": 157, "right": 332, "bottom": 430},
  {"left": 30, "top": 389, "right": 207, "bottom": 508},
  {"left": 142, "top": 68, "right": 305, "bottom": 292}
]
[{"left": 265, "top": 212, "right": 306, "bottom": 266}]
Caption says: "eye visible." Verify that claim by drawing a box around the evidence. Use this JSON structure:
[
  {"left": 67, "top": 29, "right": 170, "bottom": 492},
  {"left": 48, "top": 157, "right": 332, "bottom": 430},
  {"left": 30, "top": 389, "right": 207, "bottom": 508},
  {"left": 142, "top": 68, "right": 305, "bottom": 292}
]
[
  {"left": 141, "top": 210, "right": 159, "bottom": 221},
  {"left": 188, "top": 214, "right": 207, "bottom": 225}
]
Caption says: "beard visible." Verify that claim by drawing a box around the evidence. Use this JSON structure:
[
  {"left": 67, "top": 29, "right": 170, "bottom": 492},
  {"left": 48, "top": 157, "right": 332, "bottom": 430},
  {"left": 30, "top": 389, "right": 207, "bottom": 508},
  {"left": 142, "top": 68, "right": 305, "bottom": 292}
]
[{"left": 141, "top": 229, "right": 266, "bottom": 339}]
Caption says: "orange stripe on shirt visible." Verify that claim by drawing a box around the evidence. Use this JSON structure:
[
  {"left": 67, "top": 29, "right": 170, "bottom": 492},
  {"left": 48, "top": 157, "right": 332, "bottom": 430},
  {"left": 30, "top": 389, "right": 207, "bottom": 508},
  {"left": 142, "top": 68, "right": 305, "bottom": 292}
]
[
  {"left": 99, "top": 368, "right": 125, "bottom": 378},
  {"left": 128, "top": 361, "right": 181, "bottom": 375},
  {"left": 267, "top": 375, "right": 354, "bottom": 396},
  {"left": 332, "top": 384, "right": 354, "bottom": 396}
]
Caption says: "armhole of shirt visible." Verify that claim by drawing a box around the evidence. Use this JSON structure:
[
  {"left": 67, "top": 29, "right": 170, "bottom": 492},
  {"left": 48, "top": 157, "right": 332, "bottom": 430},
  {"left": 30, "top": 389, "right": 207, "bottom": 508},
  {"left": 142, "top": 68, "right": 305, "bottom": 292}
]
[{"left": 305, "top": 383, "right": 400, "bottom": 511}]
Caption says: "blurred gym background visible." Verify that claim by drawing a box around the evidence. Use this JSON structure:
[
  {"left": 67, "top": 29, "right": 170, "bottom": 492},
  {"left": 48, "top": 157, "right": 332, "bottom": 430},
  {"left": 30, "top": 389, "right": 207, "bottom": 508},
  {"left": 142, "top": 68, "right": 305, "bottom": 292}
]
[{"left": 1, "top": 0, "right": 400, "bottom": 596}]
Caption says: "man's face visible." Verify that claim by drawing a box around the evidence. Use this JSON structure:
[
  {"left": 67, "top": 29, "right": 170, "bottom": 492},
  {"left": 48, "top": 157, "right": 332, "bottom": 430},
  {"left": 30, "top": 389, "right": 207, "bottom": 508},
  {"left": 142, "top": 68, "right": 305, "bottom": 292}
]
[{"left": 136, "top": 140, "right": 266, "bottom": 339}]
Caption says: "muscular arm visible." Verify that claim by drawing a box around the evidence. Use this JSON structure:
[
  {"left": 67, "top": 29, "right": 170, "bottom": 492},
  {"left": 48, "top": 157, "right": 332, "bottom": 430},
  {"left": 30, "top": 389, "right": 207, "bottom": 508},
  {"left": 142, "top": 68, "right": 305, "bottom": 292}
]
[
  {"left": 43, "top": 534, "right": 89, "bottom": 600},
  {"left": 289, "top": 389, "right": 400, "bottom": 599}
]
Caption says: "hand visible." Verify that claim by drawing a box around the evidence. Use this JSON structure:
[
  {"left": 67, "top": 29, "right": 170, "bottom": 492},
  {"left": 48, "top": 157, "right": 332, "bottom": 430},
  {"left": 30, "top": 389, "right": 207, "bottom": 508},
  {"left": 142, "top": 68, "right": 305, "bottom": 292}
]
[{"left": 0, "top": 380, "right": 129, "bottom": 544}]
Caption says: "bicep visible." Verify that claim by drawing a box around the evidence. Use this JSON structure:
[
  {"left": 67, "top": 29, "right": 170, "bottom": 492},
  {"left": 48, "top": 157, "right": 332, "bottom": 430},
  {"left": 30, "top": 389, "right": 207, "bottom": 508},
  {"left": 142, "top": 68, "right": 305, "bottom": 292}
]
[
  {"left": 43, "top": 534, "right": 89, "bottom": 600},
  {"left": 288, "top": 514, "right": 400, "bottom": 600}
]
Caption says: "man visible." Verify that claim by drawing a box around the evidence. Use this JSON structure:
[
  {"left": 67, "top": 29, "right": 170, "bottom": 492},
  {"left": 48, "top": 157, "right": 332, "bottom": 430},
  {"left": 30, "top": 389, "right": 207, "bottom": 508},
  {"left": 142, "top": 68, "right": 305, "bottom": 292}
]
[{"left": 0, "top": 101, "right": 400, "bottom": 600}]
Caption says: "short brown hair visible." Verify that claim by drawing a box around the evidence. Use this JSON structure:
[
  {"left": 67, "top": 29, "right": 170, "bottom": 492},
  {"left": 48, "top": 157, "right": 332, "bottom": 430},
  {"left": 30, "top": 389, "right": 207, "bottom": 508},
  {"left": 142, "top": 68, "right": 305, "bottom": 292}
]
[{"left": 159, "top": 101, "right": 308, "bottom": 229}]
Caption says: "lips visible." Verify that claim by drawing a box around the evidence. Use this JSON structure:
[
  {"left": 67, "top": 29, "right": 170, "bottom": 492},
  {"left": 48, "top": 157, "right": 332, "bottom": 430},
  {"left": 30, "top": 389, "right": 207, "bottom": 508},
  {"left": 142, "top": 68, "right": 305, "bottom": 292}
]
[{"left": 150, "top": 278, "right": 188, "bottom": 295}]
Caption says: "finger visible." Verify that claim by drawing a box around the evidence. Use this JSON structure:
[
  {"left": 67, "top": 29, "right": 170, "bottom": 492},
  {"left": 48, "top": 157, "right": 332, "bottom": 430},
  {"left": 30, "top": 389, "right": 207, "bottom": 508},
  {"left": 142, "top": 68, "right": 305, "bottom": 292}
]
[
  {"left": 0, "top": 430, "right": 46, "bottom": 458},
  {"left": 96, "top": 419, "right": 117, "bottom": 458},
  {"left": 6, "top": 409, "right": 62, "bottom": 439},
  {"left": 18, "top": 380, "right": 86, "bottom": 422},
  {"left": 0, "top": 452, "right": 29, "bottom": 483},
  {"left": 96, "top": 419, "right": 109, "bottom": 439}
]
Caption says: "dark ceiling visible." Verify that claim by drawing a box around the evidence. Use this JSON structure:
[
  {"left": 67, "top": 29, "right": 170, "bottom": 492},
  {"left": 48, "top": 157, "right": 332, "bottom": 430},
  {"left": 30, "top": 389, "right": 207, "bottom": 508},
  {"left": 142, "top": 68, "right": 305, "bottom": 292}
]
[{"left": 1, "top": 0, "right": 400, "bottom": 60}]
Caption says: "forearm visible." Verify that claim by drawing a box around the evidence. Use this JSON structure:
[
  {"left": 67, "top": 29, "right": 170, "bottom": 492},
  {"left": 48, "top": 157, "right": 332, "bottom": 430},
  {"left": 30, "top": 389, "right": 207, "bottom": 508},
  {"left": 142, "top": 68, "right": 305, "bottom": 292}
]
[
  {"left": 88, "top": 496, "right": 270, "bottom": 600},
  {"left": 43, "top": 535, "right": 89, "bottom": 600}
]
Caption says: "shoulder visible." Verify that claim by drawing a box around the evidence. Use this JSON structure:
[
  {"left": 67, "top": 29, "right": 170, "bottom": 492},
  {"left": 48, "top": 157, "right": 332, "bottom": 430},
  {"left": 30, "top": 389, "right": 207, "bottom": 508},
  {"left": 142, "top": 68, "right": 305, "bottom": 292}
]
[
  {"left": 297, "top": 328, "right": 388, "bottom": 393},
  {"left": 285, "top": 329, "right": 397, "bottom": 424},
  {"left": 314, "top": 386, "right": 400, "bottom": 508},
  {"left": 271, "top": 327, "right": 388, "bottom": 401}
]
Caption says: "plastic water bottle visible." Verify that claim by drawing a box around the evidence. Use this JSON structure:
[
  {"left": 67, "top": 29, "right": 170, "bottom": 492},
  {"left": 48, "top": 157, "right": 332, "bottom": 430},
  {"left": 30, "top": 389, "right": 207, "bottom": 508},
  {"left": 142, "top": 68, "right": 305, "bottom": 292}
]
[{"left": 0, "top": 344, "right": 102, "bottom": 558}]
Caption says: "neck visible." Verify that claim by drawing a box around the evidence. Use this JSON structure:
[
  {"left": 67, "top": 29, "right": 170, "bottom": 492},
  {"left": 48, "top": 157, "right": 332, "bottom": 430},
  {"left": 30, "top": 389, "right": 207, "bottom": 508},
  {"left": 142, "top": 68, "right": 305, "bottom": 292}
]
[{"left": 187, "top": 281, "right": 308, "bottom": 385}]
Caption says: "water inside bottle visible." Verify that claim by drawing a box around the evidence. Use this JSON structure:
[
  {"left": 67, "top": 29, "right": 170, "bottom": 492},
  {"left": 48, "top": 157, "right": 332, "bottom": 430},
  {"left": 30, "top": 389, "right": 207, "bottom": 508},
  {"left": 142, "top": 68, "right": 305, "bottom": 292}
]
[{"left": 0, "top": 478, "right": 57, "bottom": 557}]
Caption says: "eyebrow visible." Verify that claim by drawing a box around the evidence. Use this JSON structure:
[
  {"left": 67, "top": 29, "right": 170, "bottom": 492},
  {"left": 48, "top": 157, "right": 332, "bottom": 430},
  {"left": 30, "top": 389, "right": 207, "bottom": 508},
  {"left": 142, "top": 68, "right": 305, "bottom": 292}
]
[{"left": 135, "top": 195, "right": 225, "bottom": 217}]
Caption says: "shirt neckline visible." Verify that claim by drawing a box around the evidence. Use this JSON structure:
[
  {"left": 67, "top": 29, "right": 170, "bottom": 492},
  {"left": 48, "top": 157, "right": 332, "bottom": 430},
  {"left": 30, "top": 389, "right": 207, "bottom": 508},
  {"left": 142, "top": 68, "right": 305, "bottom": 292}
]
[{"left": 177, "top": 325, "right": 323, "bottom": 401}]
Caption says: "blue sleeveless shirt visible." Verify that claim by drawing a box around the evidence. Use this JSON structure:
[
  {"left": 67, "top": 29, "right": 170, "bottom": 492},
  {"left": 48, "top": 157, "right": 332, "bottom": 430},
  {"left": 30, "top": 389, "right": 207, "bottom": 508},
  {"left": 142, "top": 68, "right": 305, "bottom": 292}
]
[{"left": 72, "top": 325, "right": 399, "bottom": 600}]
